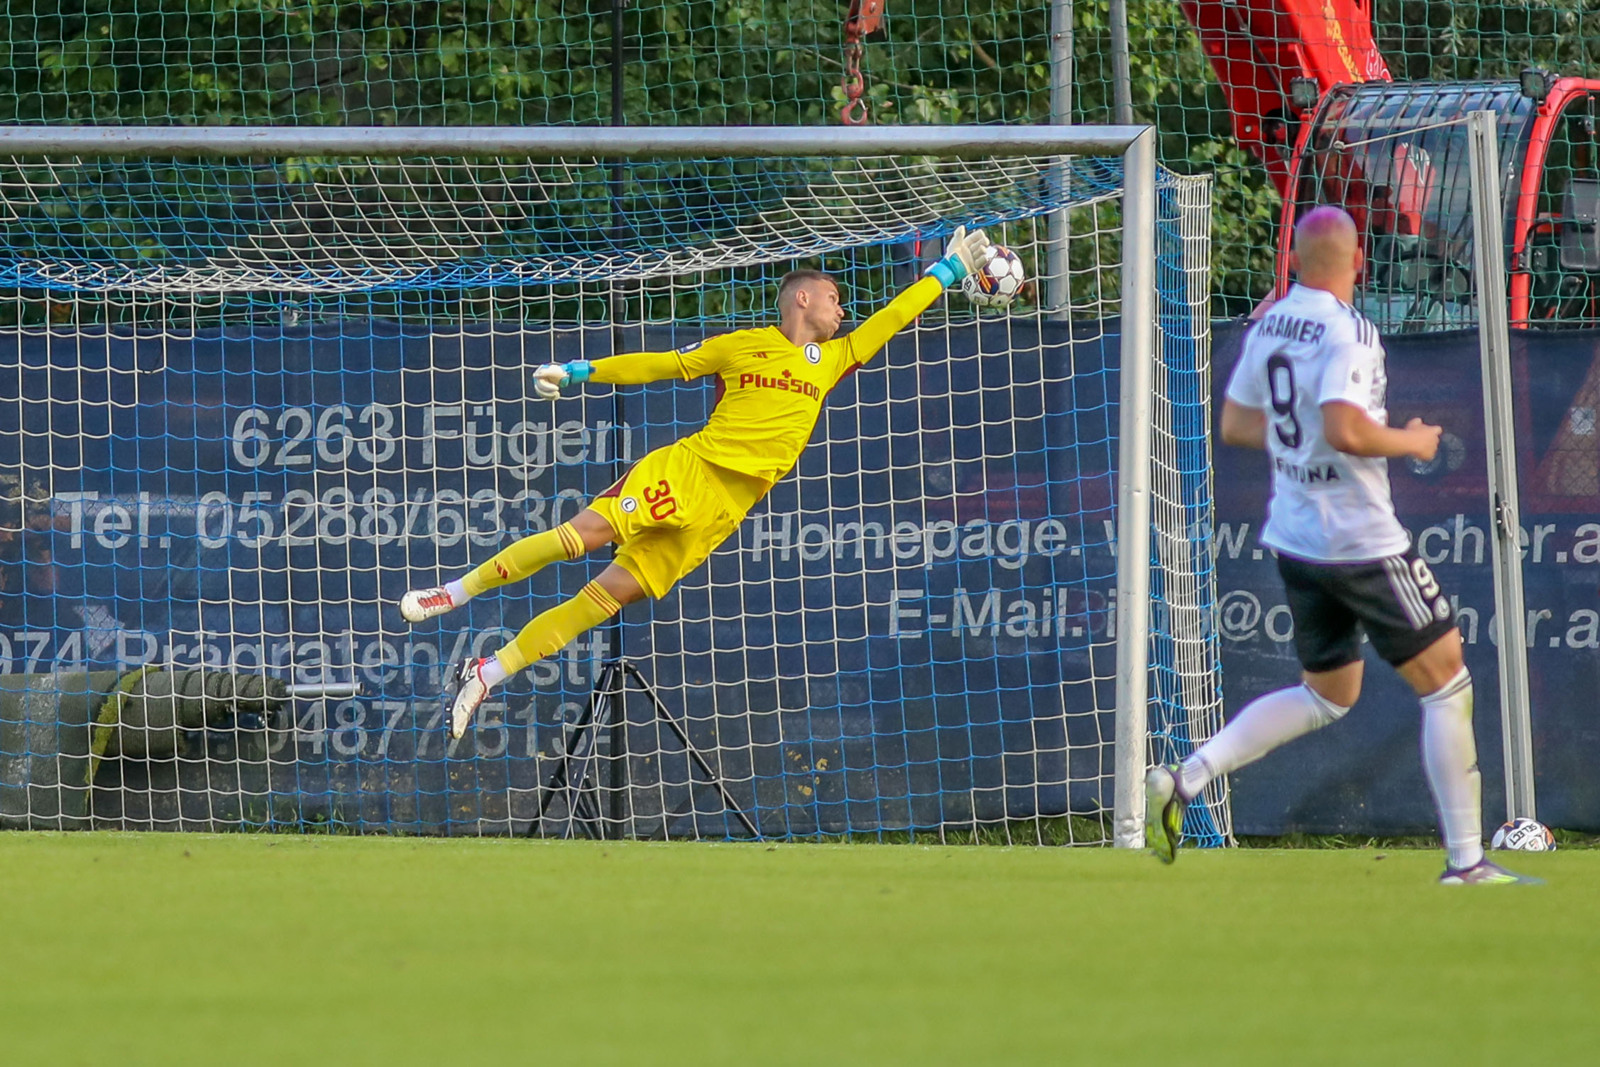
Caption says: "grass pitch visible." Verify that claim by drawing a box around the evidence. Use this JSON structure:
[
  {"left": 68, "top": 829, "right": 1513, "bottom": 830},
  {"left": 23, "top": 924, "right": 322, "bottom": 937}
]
[{"left": 0, "top": 834, "right": 1591, "bottom": 1066}]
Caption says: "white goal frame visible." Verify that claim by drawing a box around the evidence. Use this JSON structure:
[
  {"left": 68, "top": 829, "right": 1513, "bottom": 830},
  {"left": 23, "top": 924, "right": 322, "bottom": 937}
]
[{"left": 0, "top": 123, "right": 1166, "bottom": 846}]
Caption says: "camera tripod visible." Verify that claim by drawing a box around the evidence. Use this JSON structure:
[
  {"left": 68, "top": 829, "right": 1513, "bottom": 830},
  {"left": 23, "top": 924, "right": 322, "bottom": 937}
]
[{"left": 524, "top": 658, "right": 759, "bottom": 840}]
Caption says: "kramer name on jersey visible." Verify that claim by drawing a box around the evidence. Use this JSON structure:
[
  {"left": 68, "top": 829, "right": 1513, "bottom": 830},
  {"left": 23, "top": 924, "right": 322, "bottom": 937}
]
[
  {"left": 1254, "top": 314, "right": 1328, "bottom": 344},
  {"left": 737, "top": 367, "right": 823, "bottom": 399},
  {"left": 1224, "top": 284, "right": 1409, "bottom": 562},
  {"left": 1274, "top": 456, "right": 1342, "bottom": 483}
]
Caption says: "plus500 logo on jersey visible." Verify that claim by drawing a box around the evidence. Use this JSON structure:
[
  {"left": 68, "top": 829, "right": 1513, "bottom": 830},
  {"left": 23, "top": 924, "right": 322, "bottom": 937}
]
[{"left": 737, "top": 368, "right": 821, "bottom": 399}]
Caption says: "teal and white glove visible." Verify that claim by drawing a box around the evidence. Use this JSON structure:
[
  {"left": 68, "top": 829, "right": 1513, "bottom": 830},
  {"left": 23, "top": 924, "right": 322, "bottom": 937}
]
[
  {"left": 923, "top": 225, "right": 993, "bottom": 287},
  {"left": 532, "top": 360, "right": 592, "bottom": 400}
]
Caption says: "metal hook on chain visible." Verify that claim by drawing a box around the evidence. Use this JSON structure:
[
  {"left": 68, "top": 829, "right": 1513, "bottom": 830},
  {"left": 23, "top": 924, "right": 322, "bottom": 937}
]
[
  {"left": 841, "top": 40, "right": 869, "bottom": 126},
  {"left": 839, "top": 0, "right": 884, "bottom": 126}
]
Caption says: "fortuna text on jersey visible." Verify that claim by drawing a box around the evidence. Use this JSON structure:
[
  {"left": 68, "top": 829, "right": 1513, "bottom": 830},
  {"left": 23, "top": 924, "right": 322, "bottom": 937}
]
[{"left": 1274, "top": 456, "right": 1342, "bottom": 484}]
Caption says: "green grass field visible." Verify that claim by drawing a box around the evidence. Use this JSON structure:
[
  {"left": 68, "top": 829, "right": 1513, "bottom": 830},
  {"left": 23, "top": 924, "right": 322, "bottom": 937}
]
[{"left": 1, "top": 833, "right": 1591, "bottom": 1066}]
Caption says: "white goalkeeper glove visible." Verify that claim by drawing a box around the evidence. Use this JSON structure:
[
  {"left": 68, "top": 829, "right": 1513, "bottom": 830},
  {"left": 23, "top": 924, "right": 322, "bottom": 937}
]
[
  {"left": 532, "top": 360, "right": 592, "bottom": 400},
  {"left": 924, "top": 224, "right": 994, "bottom": 287}
]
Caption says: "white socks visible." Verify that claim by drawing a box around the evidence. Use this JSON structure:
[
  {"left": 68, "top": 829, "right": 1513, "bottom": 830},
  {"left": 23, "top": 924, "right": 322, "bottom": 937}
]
[
  {"left": 1179, "top": 667, "right": 1484, "bottom": 870},
  {"left": 1177, "top": 671, "right": 1484, "bottom": 870},
  {"left": 1177, "top": 682, "right": 1350, "bottom": 800},
  {"left": 477, "top": 655, "right": 510, "bottom": 688},
  {"left": 445, "top": 578, "right": 469, "bottom": 606},
  {"left": 1420, "top": 667, "right": 1484, "bottom": 870}
]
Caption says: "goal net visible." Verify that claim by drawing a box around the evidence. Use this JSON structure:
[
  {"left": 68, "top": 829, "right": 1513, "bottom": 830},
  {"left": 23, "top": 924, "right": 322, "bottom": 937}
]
[{"left": 0, "top": 127, "right": 1226, "bottom": 846}]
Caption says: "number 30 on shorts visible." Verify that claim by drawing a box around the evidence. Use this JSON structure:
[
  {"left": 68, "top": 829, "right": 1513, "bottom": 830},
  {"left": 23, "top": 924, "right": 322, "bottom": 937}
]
[
  {"left": 642, "top": 479, "right": 678, "bottom": 521},
  {"left": 1410, "top": 557, "right": 1440, "bottom": 599}
]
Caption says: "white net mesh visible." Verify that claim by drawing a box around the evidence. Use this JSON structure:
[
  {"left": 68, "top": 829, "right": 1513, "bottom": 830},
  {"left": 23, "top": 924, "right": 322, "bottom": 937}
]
[
  {"left": 0, "top": 153, "right": 1120, "bottom": 293},
  {"left": 0, "top": 140, "right": 1225, "bottom": 844}
]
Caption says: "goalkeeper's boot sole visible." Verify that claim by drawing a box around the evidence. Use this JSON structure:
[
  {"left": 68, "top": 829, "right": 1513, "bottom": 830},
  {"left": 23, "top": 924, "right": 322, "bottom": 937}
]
[
  {"left": 1438, "top": 858, "right": 1544, "bottom": 886},
  {"left": 448, "top": 658, "right": 489, "bottom": 740},
  {"left": 400, "top": 586, "right": 455, "bottom": 623},
  {"left": 1144, "top": 764, "right": 1187, "bottom": 865}
]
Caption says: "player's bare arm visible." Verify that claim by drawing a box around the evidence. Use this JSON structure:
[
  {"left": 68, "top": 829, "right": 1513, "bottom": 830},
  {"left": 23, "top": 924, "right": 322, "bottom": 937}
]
[
  {"left": 1321, "top": 400, "right": 1441, "bottom": 462},
  {"left": 1219, "top": 399, "right": 1267, "bottom": 449}
]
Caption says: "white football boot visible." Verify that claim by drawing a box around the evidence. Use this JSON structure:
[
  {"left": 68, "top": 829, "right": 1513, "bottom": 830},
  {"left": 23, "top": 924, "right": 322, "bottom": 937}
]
[
  {"left": 448, "top": 658, "right": 489, "bottom": 740},
  {"left": 400, "top": 586, "right": 455, "bottom": 623}
]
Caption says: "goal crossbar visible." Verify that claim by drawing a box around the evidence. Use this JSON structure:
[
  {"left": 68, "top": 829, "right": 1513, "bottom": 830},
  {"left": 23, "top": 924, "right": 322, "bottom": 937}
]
[{"left": 0, "top": 124, "right": 1150, "bottom": 160}]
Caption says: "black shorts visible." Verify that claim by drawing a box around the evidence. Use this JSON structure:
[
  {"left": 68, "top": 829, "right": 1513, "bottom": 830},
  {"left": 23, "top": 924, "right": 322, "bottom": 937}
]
[{"left": 1276, "top": 547, "right": 1457, "bottom": 672}]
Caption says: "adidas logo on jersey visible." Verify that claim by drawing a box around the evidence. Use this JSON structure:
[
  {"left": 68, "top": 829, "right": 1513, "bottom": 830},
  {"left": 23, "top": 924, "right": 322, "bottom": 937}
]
[{"left": 737, "top": 368, "right": 822, "bottom": 399}]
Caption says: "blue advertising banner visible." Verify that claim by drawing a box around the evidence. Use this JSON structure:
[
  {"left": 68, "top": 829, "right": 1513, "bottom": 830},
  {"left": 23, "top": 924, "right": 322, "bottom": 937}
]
[
  {"left": 11, "top": 312, "right": 1590, "bottom": 837},
  {"left": 1, "top": 317, "right": 1155, "bottom": 836},
  {"left": 1214, "top": 321, "right": 1600, "bottom": 834}
]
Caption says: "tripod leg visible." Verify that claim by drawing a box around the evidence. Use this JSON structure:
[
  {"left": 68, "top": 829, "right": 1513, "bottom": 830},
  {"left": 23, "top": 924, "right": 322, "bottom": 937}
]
[
  {"left": 529, "top": 662, "right": 617, "bottom": 839},
  {"left": 572, "top": 785, "right": 606, "bottom": 839},
  {"left": 606, "top": 693, "right": 631, "bottom": 839},
  {"left": 565, "top": 661, "right": 623, "bottom": 840},
  {"left": 620, "top": 661, "right": 760, "bottom": 839},
  {"left": 525, "top": 757, "right": 569, "bottom": 838}
]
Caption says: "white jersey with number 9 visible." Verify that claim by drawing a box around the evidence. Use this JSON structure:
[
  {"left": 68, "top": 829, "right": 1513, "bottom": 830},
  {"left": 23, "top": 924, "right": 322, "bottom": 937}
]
[{"left": 1225, "top": 283, "right": 1410, "bottom": 563}]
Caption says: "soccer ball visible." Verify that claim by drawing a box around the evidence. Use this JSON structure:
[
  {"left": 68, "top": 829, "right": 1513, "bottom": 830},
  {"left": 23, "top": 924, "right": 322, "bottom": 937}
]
[
  {"left": 1490, "top": 817, "right": 1556, "bottom": 852},
  {"left": 961, "top": 245, "right": 1026, "bottom": 309}
]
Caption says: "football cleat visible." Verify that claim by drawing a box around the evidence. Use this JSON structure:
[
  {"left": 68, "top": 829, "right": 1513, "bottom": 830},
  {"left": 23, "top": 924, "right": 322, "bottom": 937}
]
[
  {"left": 1438, "top": 858, "right": 1544, "bottom": 886},
  {"left": 447, "top": 657, "right": 489, "bottom": 740},
  {"left": 400, "top": 586, "right": 455, "bottom": 623},
  {"left": 1145, "top": 763, "right": 1187, "bottom": 865}
]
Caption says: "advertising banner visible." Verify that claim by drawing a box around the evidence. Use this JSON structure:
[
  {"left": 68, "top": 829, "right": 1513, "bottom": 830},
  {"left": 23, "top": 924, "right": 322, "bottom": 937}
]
[
  {"left": 1, "top": 318, "right": 1139, "bottom": 835},
  {"left": 1214, "top": 321, "right": 1600, "bottom": 834}
]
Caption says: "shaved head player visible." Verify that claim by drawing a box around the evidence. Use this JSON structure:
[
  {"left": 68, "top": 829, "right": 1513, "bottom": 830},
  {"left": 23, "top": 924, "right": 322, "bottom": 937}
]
[
  {"left": 1146, "top": 206, "right": 1536, "bottom": 885},
  {"left": 398, "top": 227, "right": 995, "bottom": 740}
]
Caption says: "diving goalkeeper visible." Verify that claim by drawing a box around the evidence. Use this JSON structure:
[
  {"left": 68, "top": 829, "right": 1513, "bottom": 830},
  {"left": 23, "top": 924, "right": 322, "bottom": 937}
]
[{"left": 399, "top": 227, "right": 995, "bottom": 738}]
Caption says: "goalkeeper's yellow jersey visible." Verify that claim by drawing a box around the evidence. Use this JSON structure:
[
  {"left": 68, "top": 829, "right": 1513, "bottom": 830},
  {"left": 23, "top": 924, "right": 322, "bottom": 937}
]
[{"left": 590, "top": 275, "right": 944, "bottom": 483}]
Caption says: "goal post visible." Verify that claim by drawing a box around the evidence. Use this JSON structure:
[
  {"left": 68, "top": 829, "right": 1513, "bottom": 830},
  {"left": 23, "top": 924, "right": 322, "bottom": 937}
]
[
  {"left": 1112, "top": 129, "right": 1157, "bottom": 849},
  {"left": 1466, "top": 110, "right": 1536, "bottom": 824},
  {"left": 0, "top": 125, "right": 1225, "bottom": 845}
]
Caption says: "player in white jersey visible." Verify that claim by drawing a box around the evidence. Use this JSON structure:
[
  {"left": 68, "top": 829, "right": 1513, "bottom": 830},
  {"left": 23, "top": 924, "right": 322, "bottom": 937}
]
[{"left": 1145, "top": 206, "right": 1537, "bottom": 885}]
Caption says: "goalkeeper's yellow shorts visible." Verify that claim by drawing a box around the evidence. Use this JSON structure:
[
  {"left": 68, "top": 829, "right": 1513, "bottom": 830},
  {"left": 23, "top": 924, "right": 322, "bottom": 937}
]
[{"left": 588, "top": 441, "right": 767, "bottom": 599}]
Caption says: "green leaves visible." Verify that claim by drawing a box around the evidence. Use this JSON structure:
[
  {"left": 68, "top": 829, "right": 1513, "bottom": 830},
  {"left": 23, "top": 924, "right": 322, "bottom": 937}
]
[{"left": 8, "top": 0, "right": 1581, "bottom": 304}]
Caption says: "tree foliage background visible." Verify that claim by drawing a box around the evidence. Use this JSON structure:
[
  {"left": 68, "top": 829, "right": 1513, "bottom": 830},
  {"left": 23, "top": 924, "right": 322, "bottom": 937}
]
[{"left": 2, "top": 0, "right": 1594, "bottom": 314}]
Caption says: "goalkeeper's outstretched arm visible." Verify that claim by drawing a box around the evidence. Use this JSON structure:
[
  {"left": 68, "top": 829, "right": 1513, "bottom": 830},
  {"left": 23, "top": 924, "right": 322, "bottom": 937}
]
[
  {"left": 844, "top": 225, "right": 992, "bottom": 365},
  {"left": 531, "top": 226, "right": 989, "bottom": 396},
  {"left": 531, "top": 348, "right": 688, "bottom": 399}
]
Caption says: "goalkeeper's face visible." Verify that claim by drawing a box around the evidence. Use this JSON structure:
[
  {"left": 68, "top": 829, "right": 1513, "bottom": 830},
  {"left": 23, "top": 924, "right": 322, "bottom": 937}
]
[{"left": 788, "top": 279, "right": 845, "bottom": 342}]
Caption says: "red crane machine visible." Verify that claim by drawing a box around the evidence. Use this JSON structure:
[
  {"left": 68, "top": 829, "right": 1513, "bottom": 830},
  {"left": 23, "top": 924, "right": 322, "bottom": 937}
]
[{"left": 1184, "top": 0, "right": 1600, "bottom": 330}]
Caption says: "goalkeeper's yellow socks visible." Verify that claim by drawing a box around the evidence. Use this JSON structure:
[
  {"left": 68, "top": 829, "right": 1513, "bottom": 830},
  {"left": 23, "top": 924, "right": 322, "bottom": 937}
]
[
  {"left": 458, "top": 522, "right": 586, "bottom": 600},
  {"left": 491, "top": 580, "right": 623, "bottom": 677}
]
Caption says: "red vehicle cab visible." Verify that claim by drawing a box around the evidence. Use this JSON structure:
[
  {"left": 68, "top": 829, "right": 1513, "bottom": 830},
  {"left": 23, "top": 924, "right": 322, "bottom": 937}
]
[
  {"left": 1183, "top": 0, "right": 1600, "bottom": 331},
  {"left": 1281, "top": 77, "right": 1600, "bottom": 332}
]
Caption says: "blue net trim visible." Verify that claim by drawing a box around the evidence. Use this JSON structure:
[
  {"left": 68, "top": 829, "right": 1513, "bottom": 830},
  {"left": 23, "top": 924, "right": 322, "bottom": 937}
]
[{"left": 0, "top": 155, "right": 1128, "bottom": 292}]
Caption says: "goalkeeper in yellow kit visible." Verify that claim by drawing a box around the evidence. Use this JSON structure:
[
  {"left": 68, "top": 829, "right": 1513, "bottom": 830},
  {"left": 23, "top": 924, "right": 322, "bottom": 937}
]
[{"left": 400, "top": 227, "right": 994, "bottom": 738}]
